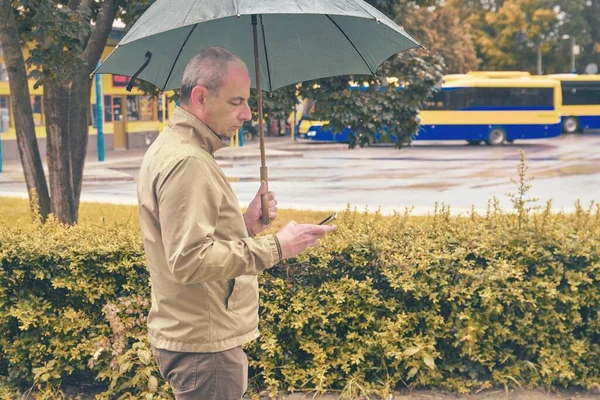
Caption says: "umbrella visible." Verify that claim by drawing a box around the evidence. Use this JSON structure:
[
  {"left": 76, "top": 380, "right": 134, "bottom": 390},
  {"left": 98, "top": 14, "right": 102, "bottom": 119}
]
[{"left": 94, "top": 0, "right": 421, "bottom": 224}]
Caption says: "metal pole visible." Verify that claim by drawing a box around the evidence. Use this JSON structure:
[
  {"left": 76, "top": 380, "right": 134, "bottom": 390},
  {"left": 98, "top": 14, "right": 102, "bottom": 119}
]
[
  {"left": 537, "top": 44, "right": 542, "bottom": 75},
  {"left": 292, "top": 109, "right": 297, "bottom": 141},
  {"left": 0, "top": 133, "right": 3, "bottom": 173},
  {"left": 95, "top": 62, "right": 105, "bottom": 162},
  {"left": 252, "top": 14, "right": 270, "bottom": 225},
  {"left": 571, "top": 37, "right": 576, "bottom": 74},
  {"left": 239, "top": 126, "right": 245, "bottom": 147}
]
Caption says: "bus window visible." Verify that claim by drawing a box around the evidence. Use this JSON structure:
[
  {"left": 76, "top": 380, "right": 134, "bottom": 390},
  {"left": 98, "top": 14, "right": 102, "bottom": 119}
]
[
  {"left": 423, "top": 90, "right": 446, "bottom": 110},
  {"left": 446, "top": 88, "right": 475, "bottom": 110},
  {"left": 510, "top": 88, "right": 553, "bottom": 108},
  {"left": 104, "top": 95, "right": 113, "bottom": 122},
  {"left": 127, "top": 95, "right": 139, "bottom": 121},
  {"left": 562, "top": 82, "right": 600, "bottom": 105},
  {"left": 469, "top": 87, "right": 554, "bottom": 109},
  {"left": 475, "top": 88, "right": 512, "bottom": 108}
]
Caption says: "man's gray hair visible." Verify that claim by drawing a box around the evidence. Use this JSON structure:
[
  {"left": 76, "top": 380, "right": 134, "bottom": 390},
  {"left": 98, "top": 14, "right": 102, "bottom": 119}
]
[{"left": 180, "top": 47, "right": 248, "bottom": 104}]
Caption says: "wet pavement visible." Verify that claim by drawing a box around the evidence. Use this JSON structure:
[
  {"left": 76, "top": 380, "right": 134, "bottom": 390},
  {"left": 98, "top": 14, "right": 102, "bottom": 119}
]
[{"left": 1, "top": 132, "right": 599, "bottom": 215}]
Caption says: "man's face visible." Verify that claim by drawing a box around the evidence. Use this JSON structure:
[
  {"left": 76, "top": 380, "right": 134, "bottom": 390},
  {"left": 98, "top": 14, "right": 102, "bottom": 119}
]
[{"left": 202, "top": 65, "right": 252, "bottom": 138}]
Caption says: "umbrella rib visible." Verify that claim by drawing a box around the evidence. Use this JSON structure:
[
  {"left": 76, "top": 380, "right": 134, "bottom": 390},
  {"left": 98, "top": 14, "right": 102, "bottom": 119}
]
[
  {"left": 259, "top": 15, "right": 273, "bottom": 92},
  {"left": 325, "top": 15, "right": 375, "bottom": 76},
  {"left": 352, "top": 0, "right": 378, "bottom": 20},
  {"left": 162, "top": 24, "right": 199, "bottom": 90}
]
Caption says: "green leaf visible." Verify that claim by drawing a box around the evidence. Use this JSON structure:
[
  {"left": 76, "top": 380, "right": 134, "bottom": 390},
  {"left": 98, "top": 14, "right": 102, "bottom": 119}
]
[
  {"left": 148, "top": 375, "right": 158, "bottom": 392},
  {"left": 423, "top": 354, "right": 436, "bottom": 370},
  {"left": 138, "top": 349, "right": 152, "bottom": 365},
  {"left": 407, "top": 367, "right": 419, "bottom": 379},
  {"left": 120, "top": 361, "right": 133, "bottom": 374},
  {"left": 404, "top": 346, "right": 421, "bottom": 356}
]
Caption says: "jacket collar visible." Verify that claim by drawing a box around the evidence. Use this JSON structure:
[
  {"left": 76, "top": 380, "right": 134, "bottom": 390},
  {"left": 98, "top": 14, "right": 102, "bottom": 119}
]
[{"left": 169, "top": 107, "right": 228, "bottom": 156}]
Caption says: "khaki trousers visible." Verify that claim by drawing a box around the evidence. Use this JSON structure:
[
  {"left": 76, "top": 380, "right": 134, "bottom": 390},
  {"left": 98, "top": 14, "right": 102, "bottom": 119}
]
[{"left": 152, "top": 345, "right": 248, "bottom": 400}]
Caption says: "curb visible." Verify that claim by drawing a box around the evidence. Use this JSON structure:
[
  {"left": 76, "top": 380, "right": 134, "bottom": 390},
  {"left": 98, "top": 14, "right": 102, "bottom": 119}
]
[
  {"left": 0, "top": 176, "right": 136, "bottom": 184},
  {"left": 215, "top": 152, "right": 303, "bottom": 161}
]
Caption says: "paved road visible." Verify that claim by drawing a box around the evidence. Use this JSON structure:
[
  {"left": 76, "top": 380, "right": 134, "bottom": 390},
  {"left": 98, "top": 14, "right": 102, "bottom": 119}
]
[{"left": 1, "top": 133, "right": 599, "bottom": 215}]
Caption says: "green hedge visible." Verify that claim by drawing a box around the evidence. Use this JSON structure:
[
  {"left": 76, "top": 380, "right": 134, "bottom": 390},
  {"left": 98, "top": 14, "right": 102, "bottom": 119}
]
[{"left": 0, "top": 197, "right": 599, "bottom": 398}]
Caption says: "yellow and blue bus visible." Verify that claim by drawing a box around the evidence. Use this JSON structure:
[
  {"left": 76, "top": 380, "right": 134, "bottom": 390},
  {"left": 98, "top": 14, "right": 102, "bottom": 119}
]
[
  {"left": 416, "top": 77, "right": 562, "bottom": 145},
  {"left": 302, "top": 76, "right": 562, "bottom": 145},
  {"left": 546, "top": 74, "right": 600, "bottom": 133},
  {"left": 466, "top": 71, "right": 531, "bottom": 79}
]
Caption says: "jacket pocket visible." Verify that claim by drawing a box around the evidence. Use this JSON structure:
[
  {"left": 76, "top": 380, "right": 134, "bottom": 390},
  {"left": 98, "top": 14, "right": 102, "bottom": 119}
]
[{"left": 225, "top": 278, "right": 235, "bottom": 309}]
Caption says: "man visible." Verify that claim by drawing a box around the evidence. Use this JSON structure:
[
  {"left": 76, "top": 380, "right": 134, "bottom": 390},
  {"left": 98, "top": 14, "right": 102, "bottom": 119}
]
[{"left": 137, "top": 47, "right": 336, "bottom": 399}]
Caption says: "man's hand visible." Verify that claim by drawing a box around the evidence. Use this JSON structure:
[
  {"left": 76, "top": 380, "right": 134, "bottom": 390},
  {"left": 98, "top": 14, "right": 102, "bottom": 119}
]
[
  {"left": 244, "top": 181, "right": 277, "bottom": 236},
  {"left": 275, "top": 221, "right": 337, "bottom": 260}
]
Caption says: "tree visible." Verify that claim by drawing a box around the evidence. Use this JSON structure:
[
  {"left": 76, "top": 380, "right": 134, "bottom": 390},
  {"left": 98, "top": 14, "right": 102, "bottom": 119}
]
[
  {"left": 476, "top": 0, "right": 558, "bottom": 72},
  {"left": 550, "top": 0, "right": 600, "bottom": 73},
  {"left": 0, "top": 0, "right": 51, "bottom": 220},
  {"left": 248, "top": 85, "right": 298, "bottom": 137},
  {"left": 0, "top": 0, "right": 143, "bottom": 224},
  {"left": 449, "top": 0, "right": 595, "bottom": 74},
  {"left": 299, "top": 50, "right": 444, "bottom": 148},
  {"left": 297, "top": 0, "right": 445, "bottom": 149},
  {"left": 398, "top": 2, "right": 481, "bottom": 73}
]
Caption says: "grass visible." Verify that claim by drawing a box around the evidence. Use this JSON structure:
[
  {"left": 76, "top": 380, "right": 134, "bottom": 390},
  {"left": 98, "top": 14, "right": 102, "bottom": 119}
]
[{"left": 0, "top": 196, "right": 334, "bottom": 232}]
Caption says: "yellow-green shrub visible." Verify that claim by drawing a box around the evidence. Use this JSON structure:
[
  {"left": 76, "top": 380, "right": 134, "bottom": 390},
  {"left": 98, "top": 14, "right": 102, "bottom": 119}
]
[
  {"left": 0, "top": 215, "right": 149, "bottom": 395},
  {"left": 0, "top": 195, "right": 599, "bottom": 398},
  {"left": 249, "top": 202, "right": 600, "bottom": 397}
]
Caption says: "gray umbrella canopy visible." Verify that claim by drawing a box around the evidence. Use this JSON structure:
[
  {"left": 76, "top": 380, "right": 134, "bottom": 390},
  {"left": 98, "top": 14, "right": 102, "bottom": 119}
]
[
  {"left": 96, "top": 0, "right": 421, "bottom": 91},
  {"left": 96, "top": 0, "right": 421, "bottom": 224}
]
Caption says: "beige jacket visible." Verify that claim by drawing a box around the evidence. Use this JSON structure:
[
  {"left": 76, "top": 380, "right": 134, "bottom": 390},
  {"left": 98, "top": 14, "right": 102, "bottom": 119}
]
[{"left": 137, "top": 107, "right": 280, "bottom": 353}]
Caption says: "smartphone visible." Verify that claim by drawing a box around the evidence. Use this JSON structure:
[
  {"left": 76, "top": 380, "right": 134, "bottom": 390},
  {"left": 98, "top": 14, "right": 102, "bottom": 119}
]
[{"left": 318, "top": 212, "right": 337, "bottom": 225}]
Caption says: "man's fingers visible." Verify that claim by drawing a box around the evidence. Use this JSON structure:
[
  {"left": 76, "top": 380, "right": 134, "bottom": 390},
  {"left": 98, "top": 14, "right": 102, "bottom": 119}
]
[
  {"left": 268, "top": 191, "right": 276, "bottom": 201},
  {"left": 269, "top": 200, "right": 277, "bottom": 208},
  {"left": 305, "top": 224, "right": 337, "bottom": 236},
  {"left": 324, "top": 224, "right": 337, "bottom": 233},
  {"left": 260, "top": 206, "right": 277, "bottom": 217},
  {"left": 255, "top": 180, "right": 268, "bottom": 198}
]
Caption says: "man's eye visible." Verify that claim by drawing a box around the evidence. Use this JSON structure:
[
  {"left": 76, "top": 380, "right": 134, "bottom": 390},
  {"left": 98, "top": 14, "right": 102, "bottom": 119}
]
[{"left": 231, "top": 101, "right": 242, "bottom": 106}]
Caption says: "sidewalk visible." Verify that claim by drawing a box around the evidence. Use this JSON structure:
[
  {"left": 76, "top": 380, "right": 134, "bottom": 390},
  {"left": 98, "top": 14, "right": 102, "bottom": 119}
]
[{"left": 0, "top": 137, "right": 347, "bottom": 184}]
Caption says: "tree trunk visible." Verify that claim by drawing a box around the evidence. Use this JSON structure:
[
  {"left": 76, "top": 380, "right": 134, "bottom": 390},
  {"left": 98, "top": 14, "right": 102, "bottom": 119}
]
[
  {"left": 44, "top": 80, "right": 76, "bottom": 224},
  {"left": 67, "top": 0, "right": 119, "bottom": 220},
  {"left": 0, "top": 0, "right": 51, "bottom": 220},
  {"left": 68, "top": 75, "right": 92, "bottom": 222}
]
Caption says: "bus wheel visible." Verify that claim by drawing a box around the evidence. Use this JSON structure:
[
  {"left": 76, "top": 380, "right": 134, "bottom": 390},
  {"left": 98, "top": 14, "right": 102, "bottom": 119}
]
[
  {"left": 467, "top": 140, "right": 482, "bottom": 146},
  {"left": 562, "top": 117, "right": 579, "bottom": 134},
  {"left": 486, "top": 128, "right": 506, "bottom": 146}
]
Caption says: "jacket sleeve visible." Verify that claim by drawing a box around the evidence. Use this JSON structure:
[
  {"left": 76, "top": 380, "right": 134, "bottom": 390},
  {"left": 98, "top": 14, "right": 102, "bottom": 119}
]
[{"left": 156, "top": 156, "right": 280, "bottom": 284}]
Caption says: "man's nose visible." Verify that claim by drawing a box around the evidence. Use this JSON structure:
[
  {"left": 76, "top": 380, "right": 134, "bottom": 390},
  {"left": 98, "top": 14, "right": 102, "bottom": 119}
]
[{"left": 240, "top": 103, "right": 252, "bottom": 121}]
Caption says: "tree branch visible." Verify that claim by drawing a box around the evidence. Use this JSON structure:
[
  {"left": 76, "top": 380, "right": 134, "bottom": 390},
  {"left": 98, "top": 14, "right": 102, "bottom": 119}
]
[{"left": 84, "top": 0, "right": 119, "bottom": 75}]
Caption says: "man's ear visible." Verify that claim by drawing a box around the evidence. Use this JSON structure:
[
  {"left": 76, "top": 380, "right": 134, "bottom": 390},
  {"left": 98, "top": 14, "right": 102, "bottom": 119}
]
[{"left": 190, "top": 86, "right": 209, "bottom": 107}]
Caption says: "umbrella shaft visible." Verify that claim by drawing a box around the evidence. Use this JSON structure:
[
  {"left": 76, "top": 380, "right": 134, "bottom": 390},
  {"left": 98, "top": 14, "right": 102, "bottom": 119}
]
[{"left": 252, "top": 15, "right": 267, "bottom": 169}]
